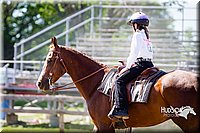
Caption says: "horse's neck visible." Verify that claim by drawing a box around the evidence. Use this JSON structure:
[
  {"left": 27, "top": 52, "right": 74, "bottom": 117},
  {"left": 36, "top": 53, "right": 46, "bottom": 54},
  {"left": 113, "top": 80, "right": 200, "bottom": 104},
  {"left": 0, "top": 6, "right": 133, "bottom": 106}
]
[{"left": 63, "top": 48, "right": 105, "bottom": 100}]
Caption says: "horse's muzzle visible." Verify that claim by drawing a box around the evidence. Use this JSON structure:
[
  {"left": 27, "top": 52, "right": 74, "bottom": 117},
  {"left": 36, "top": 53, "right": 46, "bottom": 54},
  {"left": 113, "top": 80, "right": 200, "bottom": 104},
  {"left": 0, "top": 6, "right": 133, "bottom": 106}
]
[{"left": 36, "top": 78, "right": 50, "bottom": 91}]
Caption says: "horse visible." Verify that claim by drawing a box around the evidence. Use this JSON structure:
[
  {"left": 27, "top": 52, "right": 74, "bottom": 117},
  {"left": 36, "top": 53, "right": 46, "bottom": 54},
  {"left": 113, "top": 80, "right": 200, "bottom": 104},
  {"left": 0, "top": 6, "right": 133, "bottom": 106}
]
[{"left": 37, "top": 37, "right": 199, "bottom": 132}]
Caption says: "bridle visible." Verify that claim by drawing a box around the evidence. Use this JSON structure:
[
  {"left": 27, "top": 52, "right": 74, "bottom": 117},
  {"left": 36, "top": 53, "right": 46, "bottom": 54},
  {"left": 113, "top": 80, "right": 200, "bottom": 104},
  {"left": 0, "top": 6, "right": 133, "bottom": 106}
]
[
  {"left": 46, "top": 48, "right": 68, "bottom": 86},
  {"left": 45, "top": 47, "right": 107, "bottom": 93}
]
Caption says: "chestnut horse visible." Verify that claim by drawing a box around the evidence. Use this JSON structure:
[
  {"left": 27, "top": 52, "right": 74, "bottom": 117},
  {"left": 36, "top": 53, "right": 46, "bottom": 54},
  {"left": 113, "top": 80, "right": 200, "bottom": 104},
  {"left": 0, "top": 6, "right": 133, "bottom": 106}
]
[{"left": 37, "top": 37, "right": 199, "bottom": 132}]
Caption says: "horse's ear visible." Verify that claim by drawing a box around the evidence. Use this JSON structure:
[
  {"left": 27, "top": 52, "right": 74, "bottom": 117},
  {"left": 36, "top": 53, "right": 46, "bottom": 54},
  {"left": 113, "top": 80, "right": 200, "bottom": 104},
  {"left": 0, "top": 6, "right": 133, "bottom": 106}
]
[{"left": 51, "top": 37, "right": 58, "bottom": 48}]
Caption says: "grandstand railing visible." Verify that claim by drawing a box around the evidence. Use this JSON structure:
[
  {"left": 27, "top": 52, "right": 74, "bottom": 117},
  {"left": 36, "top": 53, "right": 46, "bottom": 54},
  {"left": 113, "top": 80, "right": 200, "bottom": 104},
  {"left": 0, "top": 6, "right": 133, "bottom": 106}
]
[{"left": 13, "top": 5, "right": 95, "bottom": 82}]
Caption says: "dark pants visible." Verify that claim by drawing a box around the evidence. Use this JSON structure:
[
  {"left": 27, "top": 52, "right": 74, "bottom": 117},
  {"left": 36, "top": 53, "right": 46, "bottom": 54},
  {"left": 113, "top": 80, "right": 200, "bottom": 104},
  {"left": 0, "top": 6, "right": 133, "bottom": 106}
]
[{"left": 114, "top": 60, "right": 154, "bottom": 109}]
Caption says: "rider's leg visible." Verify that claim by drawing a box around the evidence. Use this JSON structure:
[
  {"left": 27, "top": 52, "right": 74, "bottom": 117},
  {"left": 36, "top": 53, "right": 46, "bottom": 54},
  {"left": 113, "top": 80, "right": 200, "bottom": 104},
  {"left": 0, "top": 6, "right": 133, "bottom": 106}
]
[
  {"left": 108, "top": 66, "right": 141, "bottom": 119},
  {"left": 108, "top": 61, "right": 154, "bottom": 119}
]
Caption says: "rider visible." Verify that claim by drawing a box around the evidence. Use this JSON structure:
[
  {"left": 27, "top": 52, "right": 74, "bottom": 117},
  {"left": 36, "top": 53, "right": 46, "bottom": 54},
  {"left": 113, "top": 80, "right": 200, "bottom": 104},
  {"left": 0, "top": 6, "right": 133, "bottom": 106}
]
[{"left": 108, "top": 12, "right": 154, "bottom": 119}]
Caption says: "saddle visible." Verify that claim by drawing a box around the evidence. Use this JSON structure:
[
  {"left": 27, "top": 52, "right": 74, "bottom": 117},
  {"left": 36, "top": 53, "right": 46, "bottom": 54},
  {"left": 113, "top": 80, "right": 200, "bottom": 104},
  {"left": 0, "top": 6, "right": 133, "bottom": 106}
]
[{"left": 97, "top": 66, "right": 167, "bottom": 103}]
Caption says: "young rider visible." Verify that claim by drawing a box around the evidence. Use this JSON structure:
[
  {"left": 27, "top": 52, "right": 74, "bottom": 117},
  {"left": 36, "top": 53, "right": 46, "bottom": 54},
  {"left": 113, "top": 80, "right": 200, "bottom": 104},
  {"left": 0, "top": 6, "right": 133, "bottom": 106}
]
[{"left": 108, "top": 12, "right": 154, "bottom": 119}]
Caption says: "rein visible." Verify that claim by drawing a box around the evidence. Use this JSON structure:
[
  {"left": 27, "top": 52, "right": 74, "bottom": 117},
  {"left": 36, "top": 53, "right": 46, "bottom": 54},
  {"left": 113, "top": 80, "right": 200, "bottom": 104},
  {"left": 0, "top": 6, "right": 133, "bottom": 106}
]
[
  {"left": 49, "top": 49, "right": 107, "bottom": 92},
  {"left": 51, "top": 67, "right": 106, "bottom": 92}
]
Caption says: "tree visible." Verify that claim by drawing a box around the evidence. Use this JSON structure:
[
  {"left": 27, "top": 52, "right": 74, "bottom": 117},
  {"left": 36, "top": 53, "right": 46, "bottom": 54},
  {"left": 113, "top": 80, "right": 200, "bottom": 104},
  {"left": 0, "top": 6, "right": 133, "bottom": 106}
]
[{"left": 3, "top": 1, "right": 90, "bottom": 60}]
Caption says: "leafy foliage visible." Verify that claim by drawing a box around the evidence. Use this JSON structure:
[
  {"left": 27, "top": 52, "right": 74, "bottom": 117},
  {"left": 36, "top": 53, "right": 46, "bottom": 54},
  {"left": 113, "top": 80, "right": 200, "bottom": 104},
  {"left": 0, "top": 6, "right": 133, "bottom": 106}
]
[{"left": 3, "top": 1, "right": 90, "bottom": 60}]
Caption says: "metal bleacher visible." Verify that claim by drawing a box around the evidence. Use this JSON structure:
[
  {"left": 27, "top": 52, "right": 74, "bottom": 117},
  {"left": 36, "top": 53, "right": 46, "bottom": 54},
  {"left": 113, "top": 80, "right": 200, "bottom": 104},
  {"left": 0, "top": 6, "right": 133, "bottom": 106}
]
[{"left": 76, "top": 28, "right": 198, "bottom": 71}]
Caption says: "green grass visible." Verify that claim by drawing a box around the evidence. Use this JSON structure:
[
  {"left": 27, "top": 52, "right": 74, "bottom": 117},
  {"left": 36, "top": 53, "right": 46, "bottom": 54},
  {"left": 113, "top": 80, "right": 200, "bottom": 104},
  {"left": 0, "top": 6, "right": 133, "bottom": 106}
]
[
  {"left": 1, "top": 123, "right": 93, "bottom": 133},
  {"left": 1, "top": 120, "right": 183, "bottom": 133},
  {"left": 2, "top": 126, "right": 59, "bottom": 132}
]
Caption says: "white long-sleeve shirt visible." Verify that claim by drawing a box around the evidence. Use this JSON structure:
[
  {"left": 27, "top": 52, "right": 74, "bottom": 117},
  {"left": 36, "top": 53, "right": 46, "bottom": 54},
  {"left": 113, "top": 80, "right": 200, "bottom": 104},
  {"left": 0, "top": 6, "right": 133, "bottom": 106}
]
[{"left": 125, "top": 29, "right": 153, "bottom": 69}]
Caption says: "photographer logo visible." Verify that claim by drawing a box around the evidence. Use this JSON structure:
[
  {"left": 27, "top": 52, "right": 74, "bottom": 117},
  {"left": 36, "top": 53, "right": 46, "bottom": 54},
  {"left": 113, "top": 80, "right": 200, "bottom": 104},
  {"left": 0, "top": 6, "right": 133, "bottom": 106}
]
[{"left": 161, "top": 106, "right": 196, "bottom": 119}]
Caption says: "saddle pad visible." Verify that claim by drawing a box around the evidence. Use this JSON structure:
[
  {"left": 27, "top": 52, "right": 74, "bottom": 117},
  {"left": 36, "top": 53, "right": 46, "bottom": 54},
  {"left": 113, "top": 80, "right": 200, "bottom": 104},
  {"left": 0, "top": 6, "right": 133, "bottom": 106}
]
[
  {"left": 130, "top": 70, "right": 167, "bottom": 103},
  {"left": 97, "top": 68, "right": 118, "bottom": 96}
]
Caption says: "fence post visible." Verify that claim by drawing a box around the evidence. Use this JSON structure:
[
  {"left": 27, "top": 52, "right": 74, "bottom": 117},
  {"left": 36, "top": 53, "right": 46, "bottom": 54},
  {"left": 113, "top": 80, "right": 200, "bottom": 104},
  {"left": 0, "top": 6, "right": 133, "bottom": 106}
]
[
  {"left": 50, "top": 100, "right": 59, "bottom": 127},
  {"left": 13, "top": 45, "right": 17, "bottom": 83},
  {"left": 90, "top": 6, "right": 94, "bottom": 38},
  {"left": 4, "top": 63, "right": 9, "bottom": 87},
  {"left": 6, "top": 99, "right": 18, "bottom": 125},
  {"left": 65, "top": 19, "right": 69, "bottom": 46},
  {"left": 99, "top": 2, "right": 102, "bottom": 31},
  {"left": 58, "top": 100, "right": 64, "bottom": 133},
  {"left": 20, "top": 43, "right": 24, "bottom": 75}
]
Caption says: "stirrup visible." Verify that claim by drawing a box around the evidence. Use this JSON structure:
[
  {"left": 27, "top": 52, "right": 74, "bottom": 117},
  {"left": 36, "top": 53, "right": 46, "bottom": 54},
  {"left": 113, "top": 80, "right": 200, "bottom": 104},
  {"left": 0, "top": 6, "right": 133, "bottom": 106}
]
[
  {"left": 112, "top": 118, "right": 128, "bottom": 129},
  {"left": 108, "top": 105, "right": 129, "bottom": 120}
]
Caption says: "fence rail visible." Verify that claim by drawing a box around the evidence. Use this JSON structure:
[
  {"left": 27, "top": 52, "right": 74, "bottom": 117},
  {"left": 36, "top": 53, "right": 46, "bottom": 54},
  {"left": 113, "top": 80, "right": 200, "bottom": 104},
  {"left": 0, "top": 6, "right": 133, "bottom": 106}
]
[{"left": 1, "top": 94, "right": 88, "bottom": 132}]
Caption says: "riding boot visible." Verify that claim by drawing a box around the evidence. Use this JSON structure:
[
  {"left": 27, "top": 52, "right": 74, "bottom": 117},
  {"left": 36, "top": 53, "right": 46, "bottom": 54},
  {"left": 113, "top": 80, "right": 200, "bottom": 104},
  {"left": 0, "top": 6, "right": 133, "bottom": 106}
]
[{"left": 108, "top": 77, "right": 129, "bottom": 119}]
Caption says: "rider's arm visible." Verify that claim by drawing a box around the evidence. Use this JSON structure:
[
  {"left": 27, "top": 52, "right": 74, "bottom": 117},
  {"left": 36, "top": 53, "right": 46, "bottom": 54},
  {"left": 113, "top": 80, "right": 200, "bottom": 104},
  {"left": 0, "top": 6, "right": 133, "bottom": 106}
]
[{"left": 125, "top": 33, "right": 143, "bottom": 69}]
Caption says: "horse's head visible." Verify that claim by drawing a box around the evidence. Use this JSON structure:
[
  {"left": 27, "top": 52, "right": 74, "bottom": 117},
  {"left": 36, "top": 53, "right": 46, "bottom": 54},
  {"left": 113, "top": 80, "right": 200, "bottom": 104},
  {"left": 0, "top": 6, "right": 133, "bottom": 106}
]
[{"left": 36, "top": 37, "right": 67, "bottom": 91}]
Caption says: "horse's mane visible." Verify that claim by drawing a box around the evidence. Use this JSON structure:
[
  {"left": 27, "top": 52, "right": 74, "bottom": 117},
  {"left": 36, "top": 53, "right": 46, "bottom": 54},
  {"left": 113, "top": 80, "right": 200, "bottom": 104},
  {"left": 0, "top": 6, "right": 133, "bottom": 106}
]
[{"left": 58, "top": 45, "right": 105, "bottom": 67}]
